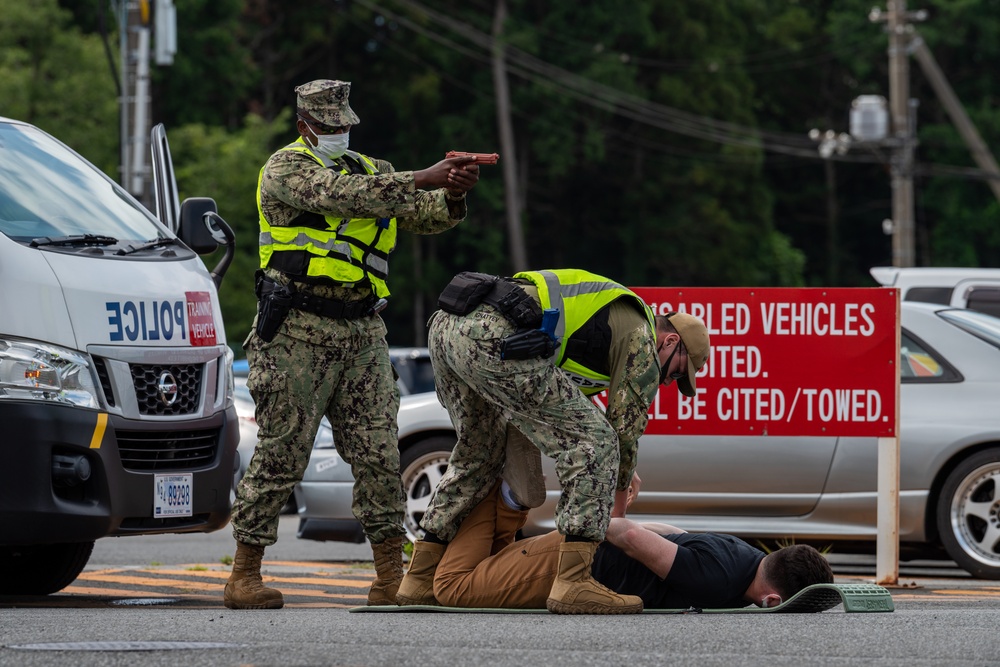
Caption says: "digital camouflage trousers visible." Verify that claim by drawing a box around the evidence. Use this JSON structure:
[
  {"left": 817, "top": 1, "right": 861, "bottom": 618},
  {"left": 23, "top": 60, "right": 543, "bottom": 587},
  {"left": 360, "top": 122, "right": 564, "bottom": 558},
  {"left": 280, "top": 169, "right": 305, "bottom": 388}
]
[
  {"left": 419, "top": 306, "right": 619, "bottom": 542},
  {"left": 232, "top": 315, "right": 404, "bottom": 547}
]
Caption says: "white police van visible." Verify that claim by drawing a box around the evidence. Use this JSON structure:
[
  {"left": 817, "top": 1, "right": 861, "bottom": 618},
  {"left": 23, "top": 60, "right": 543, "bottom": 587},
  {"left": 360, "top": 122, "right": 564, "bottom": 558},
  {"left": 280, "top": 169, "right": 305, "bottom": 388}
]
[{"left": 0, "top": 117, "right": 239, "bottom": 594}]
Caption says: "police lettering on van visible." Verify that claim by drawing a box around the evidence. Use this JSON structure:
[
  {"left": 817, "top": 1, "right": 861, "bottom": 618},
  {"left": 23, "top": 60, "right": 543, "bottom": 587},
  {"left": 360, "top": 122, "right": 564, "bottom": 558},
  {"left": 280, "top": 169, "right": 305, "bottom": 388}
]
[{"left": 106, "top": 291, "right": 217, "bottom": 346}]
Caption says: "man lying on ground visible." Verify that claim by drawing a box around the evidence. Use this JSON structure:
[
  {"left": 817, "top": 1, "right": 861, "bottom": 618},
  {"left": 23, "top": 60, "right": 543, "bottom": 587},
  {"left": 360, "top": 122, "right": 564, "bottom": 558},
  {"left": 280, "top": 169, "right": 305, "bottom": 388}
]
[{"left": 419, "top": 478, "right": 834, "bottom": 612}]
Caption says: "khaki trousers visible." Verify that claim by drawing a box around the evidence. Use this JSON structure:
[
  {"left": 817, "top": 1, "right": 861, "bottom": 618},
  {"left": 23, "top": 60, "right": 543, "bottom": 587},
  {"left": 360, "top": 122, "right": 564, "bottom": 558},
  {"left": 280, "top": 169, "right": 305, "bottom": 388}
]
[{"left": 433, "top": 483, "right": 564, "bottom": 608}]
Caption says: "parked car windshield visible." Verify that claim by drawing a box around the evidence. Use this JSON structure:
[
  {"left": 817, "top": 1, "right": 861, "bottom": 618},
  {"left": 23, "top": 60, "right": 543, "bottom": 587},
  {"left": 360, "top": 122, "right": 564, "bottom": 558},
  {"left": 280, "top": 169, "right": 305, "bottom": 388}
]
[
  {"left": 0, "top": 121, "right": 164, "bottom": 244},
  {"left": 939, "top": 307, "right": 1000, "bottom": 350}
]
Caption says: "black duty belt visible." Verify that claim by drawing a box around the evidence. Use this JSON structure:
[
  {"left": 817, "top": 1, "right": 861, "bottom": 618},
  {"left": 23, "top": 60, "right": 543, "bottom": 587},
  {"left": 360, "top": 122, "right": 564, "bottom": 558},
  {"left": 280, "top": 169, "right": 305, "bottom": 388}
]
[
  {"left": 290, "top": 291, "right": 377, "bottom": 320},
  {"left": 257, "top": 273, "right": 376, "bottom": 320}
]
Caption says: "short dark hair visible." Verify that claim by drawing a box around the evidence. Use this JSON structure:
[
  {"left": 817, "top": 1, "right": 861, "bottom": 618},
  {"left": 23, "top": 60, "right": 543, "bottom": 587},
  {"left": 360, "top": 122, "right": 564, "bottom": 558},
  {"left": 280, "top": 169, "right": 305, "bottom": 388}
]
[
  {"left": 761, "top": 544, "right": 834, "bottom": 600},
  {"left": 655, "top": 314, "right": 674, "bottom": 335}
]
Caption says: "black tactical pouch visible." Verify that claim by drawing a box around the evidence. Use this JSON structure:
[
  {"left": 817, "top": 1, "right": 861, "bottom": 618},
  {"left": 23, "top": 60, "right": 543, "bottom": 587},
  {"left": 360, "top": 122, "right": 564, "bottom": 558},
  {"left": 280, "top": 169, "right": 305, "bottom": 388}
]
[
  {"left": 437, "top": 271, "right": 499, "bottom": 315},
  {"left": 255, "top": 271, "right": 295, "bottom": 343}
]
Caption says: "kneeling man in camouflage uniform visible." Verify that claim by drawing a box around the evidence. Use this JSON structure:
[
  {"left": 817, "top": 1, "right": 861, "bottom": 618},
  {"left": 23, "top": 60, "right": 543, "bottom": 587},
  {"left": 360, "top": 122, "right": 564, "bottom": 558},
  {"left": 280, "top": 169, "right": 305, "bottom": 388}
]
[{"left": 397, "top": 269, "right": 710, "bottom": 614}]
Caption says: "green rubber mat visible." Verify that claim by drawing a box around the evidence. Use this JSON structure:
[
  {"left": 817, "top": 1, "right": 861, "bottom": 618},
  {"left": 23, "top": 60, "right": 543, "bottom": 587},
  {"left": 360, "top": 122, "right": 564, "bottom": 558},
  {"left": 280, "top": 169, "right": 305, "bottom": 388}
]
[{"left": 349, "top": 583, "right": 893, "bottom": 614}]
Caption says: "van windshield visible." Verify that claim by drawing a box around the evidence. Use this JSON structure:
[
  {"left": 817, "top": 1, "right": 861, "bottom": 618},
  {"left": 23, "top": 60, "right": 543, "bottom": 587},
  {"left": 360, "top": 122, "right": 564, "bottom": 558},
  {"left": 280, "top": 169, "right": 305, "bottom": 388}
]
[{"left": 0, "top": 122, "right": 163, "bottom": 244}]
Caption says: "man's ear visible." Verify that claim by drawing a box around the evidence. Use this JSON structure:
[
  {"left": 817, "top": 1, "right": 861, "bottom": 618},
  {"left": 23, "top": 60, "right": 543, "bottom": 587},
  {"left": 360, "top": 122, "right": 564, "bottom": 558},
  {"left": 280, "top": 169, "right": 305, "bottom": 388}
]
[
  {"left": 762, "top": 593, "right": 782, "bottom": 609},
  {"left": 296, "top": 119, "right": 312, "bottom": 143},
  {"left": 662, "top": 332, "right": 680, "bottom": 348}
]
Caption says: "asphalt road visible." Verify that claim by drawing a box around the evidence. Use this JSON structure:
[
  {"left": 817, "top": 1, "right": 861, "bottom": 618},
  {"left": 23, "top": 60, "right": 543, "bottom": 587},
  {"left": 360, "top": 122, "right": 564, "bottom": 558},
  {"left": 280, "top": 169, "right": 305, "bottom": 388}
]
[{"left": 2, "top": 516, "right": 999, "bottom": 667}]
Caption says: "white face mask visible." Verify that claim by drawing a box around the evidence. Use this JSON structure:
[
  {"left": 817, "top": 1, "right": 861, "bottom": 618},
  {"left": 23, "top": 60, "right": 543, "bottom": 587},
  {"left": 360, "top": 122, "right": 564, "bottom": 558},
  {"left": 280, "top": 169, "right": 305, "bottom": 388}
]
[{"left": 305, "top": 124, "right": 350, "bottom": 159}]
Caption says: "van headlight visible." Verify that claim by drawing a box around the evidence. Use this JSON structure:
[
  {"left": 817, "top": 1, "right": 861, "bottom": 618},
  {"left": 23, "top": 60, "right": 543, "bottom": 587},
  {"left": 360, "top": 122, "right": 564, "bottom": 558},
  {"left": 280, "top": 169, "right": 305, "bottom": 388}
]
[
  {"left": 0, "top": 337, "right": 100, "bottom": 408},
  {"left": 223, "top": 345, "right": 235, "bottom": 408}
]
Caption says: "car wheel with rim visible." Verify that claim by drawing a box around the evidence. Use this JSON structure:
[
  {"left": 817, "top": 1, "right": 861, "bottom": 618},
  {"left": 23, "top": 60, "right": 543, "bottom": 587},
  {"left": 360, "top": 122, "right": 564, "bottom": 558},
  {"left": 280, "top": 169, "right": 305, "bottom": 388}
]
[
  {"left": 936, "top": 448, "right": 1000, "bottom": 579},
  {"left": 399, "top": 436, "right": 455, "bottom": 542}
]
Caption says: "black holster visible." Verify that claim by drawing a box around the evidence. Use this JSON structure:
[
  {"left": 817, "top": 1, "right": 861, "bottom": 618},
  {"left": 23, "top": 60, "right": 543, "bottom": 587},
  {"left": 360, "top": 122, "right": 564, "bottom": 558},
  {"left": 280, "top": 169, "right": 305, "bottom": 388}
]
[
  {"left": 500, "top": 328, "right": 557, "bottom": 360},
  {"left": 255, "top": 271, "right": 294, "bottom": 343}
]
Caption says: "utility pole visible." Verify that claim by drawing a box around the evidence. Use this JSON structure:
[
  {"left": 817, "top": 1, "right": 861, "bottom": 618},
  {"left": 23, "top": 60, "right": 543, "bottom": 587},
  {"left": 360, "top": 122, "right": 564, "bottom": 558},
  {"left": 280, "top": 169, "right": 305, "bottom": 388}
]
[
  {"left": 909, "top": 36, "right": 1000, "bottom": 204},
  {"left": 812, "top": 4, "right": 923, "bottom": 268},
  {"left": 885, "top": 0, "right": 917, "bottom": 268},
  {"left": 116, "top": 0, "right": 154, "bottom": 210},
  {"left": 491, "top": 0, "right": 528, "bottom": 272},
  {"left": 814, "top": 5, "right": 1000, "bottom": 269},
  {"left": 114, "top": 0, "right": 176, "bottom": 211}
]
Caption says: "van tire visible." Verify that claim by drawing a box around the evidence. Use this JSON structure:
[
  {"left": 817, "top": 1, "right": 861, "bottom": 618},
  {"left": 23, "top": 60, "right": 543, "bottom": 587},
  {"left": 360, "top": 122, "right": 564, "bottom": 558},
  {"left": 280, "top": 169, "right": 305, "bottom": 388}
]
[{"left": 0, "top": 541, "right": 95, "bottom": 595}]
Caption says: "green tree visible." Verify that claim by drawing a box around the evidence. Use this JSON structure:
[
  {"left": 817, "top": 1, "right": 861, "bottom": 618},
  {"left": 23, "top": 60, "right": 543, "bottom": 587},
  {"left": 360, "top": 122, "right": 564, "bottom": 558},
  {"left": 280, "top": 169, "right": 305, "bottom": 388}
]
[
  {"left": 152, "top": 0, "right": 257, "bottom": 129},
  {"left": 165, "top": 112, "right": 292, "bottom": 355},
  {"left": 0, "top": 0, "right": 118, "bottom": 173}
]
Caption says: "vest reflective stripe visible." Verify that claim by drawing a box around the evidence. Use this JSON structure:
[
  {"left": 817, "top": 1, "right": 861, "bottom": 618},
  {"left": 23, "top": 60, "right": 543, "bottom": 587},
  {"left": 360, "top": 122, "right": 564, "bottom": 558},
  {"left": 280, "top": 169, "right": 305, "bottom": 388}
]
[
  {"left": 257, "top": 141, "right": 397, "bottom": 297},
  {"left": 259, "top": 230, "right": 353, "bottom": 259},
  {"left": 514, "top": 269, "right": 656, "bottom": 395}
]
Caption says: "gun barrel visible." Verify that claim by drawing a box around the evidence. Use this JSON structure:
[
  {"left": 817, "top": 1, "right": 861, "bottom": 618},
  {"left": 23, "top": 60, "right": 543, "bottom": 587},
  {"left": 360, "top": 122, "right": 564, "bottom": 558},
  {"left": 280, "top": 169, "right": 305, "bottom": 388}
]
[{"left": 446, "top": 151, "right": 499, "bottom": 164}]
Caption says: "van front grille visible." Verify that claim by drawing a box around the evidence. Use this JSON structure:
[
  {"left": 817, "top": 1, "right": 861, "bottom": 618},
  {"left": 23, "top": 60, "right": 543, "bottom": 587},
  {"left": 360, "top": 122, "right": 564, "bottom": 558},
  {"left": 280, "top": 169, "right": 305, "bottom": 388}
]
[
  {"left": 116, "top": 429, "right": 219, "bottom": 471},
  {"left": 130, "top": 364, "right": 202, "bottom": 415}
]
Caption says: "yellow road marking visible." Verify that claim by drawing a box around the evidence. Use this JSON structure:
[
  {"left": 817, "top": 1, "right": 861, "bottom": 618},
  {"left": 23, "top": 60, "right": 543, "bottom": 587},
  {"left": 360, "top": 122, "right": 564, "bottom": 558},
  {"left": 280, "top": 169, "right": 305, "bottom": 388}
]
[
  {"left": 77, "top": 569, "right": 374, "bottom": 589},
  {"left": 56, "top": 584, "right": 357, "bottom": 609},
  {"left": 75, "top": 574, "right": 370, "bottom": 594}
]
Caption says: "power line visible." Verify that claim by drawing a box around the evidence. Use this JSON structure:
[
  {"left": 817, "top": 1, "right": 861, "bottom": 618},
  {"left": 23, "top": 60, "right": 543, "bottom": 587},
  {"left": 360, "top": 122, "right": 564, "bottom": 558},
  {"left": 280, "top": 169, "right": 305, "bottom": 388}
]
[
  {"left": 354, "top": 0, "right": 992, "bottom": 178},
  {"left": 357, "top": 0, "right": 822, "bottom": 156}
]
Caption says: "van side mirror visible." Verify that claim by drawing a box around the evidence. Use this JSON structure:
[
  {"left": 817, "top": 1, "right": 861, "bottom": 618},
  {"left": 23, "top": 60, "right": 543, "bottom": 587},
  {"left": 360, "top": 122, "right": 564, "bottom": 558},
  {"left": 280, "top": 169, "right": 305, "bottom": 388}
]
[
  {"left": 177, "top": 197, "right": 236, "bottom": 290},
  {"left": 179, "top": 197, "right": 222, "bottom": 253}
]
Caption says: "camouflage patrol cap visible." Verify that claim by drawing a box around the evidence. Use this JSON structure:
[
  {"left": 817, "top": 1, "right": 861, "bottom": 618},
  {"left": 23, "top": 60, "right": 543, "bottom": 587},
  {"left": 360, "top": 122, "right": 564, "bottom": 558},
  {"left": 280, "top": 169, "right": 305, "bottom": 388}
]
[{"left": 294, "top": 79, "right": 361, "bottom": 127}]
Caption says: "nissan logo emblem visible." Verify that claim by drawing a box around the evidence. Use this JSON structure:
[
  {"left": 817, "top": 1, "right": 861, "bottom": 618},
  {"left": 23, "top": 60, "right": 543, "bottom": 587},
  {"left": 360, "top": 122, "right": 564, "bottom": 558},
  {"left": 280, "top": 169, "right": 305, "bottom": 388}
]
[{"left": 157, "top": 371, "right": 179, "bottom": 406}]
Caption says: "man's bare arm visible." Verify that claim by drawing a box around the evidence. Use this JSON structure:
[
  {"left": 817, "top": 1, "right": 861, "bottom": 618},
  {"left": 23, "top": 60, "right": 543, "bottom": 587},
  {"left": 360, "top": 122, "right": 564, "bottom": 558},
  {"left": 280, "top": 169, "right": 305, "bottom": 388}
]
[
  {"left": 636, "top": 522, "right": 686, "bottom": 535},
  {"left": 604, "top": 517, "right": 683, "bottom": 579}
]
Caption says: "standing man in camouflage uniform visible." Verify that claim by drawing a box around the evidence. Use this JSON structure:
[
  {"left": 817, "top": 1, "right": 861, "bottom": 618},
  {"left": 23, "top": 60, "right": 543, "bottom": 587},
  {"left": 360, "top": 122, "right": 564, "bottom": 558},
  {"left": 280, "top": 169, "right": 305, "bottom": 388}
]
[
  {"left": 396, "top": 269, "right": 711, "bottom": 614},
  {"left": 225, "top": 79, "right": 480, "bottom": 610}
]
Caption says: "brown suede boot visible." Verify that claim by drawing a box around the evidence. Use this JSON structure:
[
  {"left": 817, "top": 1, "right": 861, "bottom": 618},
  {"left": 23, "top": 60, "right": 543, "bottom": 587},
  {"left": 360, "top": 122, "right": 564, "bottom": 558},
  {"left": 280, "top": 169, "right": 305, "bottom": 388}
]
[
  {"left": 223, "top": 542, "right": 284, "bottom": 610},
  {"left": 368, "top": 536, "right": 405, "bottom": 606},
  {"left": 394, "top": 540, "right": 446, "bottom": 606},
  {"left": 545, "top": 539, "right": 643, "bottom": 615}
]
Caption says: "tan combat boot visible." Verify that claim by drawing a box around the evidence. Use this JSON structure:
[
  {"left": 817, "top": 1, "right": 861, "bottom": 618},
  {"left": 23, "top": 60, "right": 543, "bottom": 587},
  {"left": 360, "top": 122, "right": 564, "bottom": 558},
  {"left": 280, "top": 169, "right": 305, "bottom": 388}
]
[
  {"left": 368, "top": 536, "right": 405, "bottom": 606},
  {"left": 394, "top": 540, "right": 446, "bottom": 606},
  {"left": 223, "top": 542, "right": 284, "bottom": 609},
  {"left": 545, "top": 539, "right": 643, "bottom": 615}
]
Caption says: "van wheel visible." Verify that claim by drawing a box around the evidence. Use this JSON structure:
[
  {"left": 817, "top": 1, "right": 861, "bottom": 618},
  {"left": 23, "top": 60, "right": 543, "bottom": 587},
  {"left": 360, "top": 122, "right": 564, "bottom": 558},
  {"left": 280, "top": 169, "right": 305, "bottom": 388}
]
[
  {"left": 399, "top": 436, "right": 455, "bottom": 542},
  {"left": 936, "top": 449, "right": 1000, "bottom": 579},
  {"left": 0, "top": 541, "right": 95, "bottom": 595}
]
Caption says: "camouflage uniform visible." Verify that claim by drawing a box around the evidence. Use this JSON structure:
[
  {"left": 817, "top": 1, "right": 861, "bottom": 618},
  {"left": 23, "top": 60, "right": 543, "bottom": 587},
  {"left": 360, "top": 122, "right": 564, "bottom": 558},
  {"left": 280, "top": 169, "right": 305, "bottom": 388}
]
[
  {"left": 232, "top": 81, "right": 467, "bottom": 548},
  {"left": 419, "top": 296, "right": 660, "bottom": 542}
]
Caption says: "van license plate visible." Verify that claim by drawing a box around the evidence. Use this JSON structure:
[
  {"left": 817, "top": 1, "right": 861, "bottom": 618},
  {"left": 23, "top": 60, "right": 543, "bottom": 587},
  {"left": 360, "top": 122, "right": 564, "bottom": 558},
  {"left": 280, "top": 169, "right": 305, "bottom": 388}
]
[{"left": 154, "top": 473, "right": 193, "bottom": 517}]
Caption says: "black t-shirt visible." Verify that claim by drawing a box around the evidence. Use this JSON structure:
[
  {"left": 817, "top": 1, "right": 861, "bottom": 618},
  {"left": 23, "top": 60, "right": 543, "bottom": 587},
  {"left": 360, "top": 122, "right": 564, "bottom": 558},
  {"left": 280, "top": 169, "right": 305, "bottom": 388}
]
[{"left": 592, "top": 532, "right": 765, "bottom": 609}]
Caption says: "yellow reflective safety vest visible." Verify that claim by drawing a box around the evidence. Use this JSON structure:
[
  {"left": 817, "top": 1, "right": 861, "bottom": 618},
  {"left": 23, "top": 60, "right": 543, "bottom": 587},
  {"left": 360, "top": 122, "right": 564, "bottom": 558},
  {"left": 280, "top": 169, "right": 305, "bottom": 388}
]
[
  {"left": 256, "top": 140, "right": 397, "bottom": 297},
  {"left": 514, "top": 269, "right": 656, "bottom": 395}
]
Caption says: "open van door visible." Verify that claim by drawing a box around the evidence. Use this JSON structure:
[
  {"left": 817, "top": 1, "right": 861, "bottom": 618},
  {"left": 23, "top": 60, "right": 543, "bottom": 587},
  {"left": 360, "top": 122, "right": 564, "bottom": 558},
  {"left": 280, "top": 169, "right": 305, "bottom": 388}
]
[
  {"left": 148, "top": 123, "right": 236, "bottom": 289},
  {"left": 150, "top": 123, "right": 181, "bottom": 233}
]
